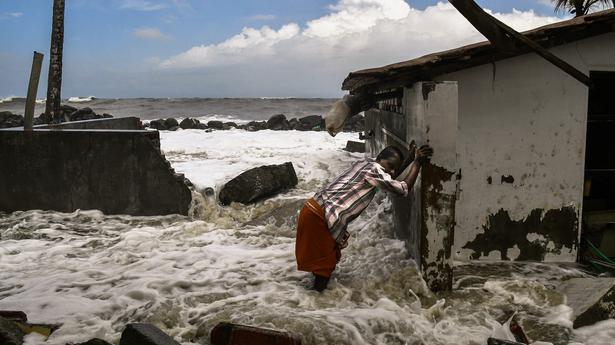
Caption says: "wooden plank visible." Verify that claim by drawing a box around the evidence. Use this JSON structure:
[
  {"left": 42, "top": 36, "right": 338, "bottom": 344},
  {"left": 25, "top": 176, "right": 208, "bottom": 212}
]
[
  {"left": 449, "top": 0, "right": 592, "bottom": 87},
  {"left": 24, "top": 51, "right": 44, "bottom": 131}
]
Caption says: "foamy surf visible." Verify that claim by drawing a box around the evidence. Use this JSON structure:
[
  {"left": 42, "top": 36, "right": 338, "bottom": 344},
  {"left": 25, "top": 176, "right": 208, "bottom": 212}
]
[
  {"left": 67, "top": 96, "right": 96, "bottom": 103},
  {"left": 0, "top": 129, "right": 612, "bottom": 345}
]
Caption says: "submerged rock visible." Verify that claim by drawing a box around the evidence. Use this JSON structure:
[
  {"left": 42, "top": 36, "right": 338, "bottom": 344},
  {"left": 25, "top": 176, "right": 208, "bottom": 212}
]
[
  {"left": 218, "top": 162, "right": 298, "bottom": 206},
  {"left": 245, "top": 199, "right": 306, "bottom": 227},
  {"left": 119, "top": 323, "right": 180, "bottom": 345}
]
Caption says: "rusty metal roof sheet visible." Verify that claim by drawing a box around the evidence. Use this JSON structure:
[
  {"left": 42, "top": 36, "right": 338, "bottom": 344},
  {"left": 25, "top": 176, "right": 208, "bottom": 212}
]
[{"left": 342, "top": 9, "right": 615, "bottom": 94}]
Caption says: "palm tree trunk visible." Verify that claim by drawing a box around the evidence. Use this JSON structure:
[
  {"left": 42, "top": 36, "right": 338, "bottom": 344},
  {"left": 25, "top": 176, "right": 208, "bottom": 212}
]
[
  {"left": 44, "top": 0, "right": 65, "bottom": 123},
  {"left": 575, "top": 3, "right": 585, "bottom": 16}
]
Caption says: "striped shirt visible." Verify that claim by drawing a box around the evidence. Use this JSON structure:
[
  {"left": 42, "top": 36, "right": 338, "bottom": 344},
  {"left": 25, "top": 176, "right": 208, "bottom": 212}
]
[{"left": 313, "top": 158, "right": 408, "bottom": 244}]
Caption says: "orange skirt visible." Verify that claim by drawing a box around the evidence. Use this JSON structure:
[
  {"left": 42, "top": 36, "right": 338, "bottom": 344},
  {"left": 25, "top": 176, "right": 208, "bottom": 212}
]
[{"left": 295, "top": 198, "right": 341, "bottom": 278}]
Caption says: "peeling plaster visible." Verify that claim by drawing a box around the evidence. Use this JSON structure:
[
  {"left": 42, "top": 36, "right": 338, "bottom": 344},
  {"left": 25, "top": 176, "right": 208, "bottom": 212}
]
[{"left": 463, "top": 206, "right": 578, "bottom": 261}]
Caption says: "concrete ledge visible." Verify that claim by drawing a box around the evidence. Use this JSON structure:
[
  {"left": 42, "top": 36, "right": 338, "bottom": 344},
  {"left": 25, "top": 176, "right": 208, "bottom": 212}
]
[{"left": 0, "top": 129, "right": 191, "bottom": 216}]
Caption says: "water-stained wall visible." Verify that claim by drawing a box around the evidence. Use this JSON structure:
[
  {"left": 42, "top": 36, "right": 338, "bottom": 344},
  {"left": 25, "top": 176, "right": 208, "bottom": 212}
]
[{"left": 436, "top": 33, "right": 615, "bottom": 262}]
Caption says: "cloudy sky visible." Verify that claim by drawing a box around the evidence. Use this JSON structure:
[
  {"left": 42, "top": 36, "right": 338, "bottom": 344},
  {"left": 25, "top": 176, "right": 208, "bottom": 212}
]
[{"left": 0, "top": 0, "right": 582, "bottom": 98}]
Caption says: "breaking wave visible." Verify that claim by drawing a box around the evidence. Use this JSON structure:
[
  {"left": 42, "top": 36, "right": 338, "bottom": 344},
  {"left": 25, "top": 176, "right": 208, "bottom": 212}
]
[{"left": 67, "top": 96, "right": 97, "bottom": 103}]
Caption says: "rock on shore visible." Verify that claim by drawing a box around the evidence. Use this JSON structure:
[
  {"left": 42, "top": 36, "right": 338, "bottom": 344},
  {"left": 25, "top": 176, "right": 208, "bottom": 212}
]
[
  {"left": 145, "top": 113, "right": 365, "bottom": 133},
  {"left": 0, "top": 106, "right": 114, "bottom": 128}
]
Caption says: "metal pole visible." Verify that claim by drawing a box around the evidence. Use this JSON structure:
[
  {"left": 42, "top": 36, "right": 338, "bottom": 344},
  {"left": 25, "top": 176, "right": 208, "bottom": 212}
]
[{"left": 24, "top": 51, "right": 44, "bottom": 131}]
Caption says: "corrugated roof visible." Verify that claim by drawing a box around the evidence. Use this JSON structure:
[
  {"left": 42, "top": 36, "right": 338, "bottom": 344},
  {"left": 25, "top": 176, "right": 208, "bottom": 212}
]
[{"left": 342, "top": 9, "right": 615, "bottom": 93}]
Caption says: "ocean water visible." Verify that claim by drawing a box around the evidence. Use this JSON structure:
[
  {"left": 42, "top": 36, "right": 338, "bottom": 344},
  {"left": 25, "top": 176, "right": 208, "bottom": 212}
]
[
  {"left": 0, "top": 97, "right": 336, "bottom": 121},
  {"left": 1, "top": 100, "right": 614, "bottom": 345}
]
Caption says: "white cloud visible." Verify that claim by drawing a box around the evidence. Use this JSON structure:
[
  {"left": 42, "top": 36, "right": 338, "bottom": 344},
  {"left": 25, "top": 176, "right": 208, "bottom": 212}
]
[
  {"left": 120, "top": 0, "right": 167, "bottom": 11},
  {"left": 0, "top": 11, "right": 23, "bottom": 19},
  {"left": 157, "top": 0, "right": 560, "bottom": 96},
  {"left": 133, "top": 27, "right": 170, "bottom": 40},
  {"left": 250, "top": 14, "right": 276, "bottom": 20}
]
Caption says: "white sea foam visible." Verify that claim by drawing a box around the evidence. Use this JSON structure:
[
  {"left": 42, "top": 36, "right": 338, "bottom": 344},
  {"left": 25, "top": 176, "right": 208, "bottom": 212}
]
[
  {"left": 67, "top": 96, "right": 96, "bottom": 103},
  {"left": 0, "top": 129, "right": 613, "bottom": 345},
  {"left": 160, "top": 129, "right": 360, "bottom": 192}
]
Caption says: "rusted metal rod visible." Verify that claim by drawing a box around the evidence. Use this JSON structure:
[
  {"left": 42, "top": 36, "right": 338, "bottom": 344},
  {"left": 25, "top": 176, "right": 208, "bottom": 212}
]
[{"left": 24, "top": 51, "right": 44, "bottom": 131}]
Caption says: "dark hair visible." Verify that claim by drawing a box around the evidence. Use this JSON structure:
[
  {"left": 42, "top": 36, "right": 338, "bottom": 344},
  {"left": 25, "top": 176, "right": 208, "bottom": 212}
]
[{"left": 376, "top": 146, "right": 404, "bottom": 162}]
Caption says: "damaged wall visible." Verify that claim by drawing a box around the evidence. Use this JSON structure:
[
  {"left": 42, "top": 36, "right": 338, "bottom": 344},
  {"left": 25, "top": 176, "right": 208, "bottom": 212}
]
[
  {"left": 0, "top": 129, "right": 192, "bottom": 216},
  {"left": 436, "top": 33, "right": 615, "bottom": 261}
]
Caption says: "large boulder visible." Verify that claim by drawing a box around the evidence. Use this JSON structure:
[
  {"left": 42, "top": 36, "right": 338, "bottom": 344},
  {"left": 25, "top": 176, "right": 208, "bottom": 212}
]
[
  {"left": 296, "top": 115, "right": 323, "bottom": 131},
  {"left": 164, "top": 118, "right": 179, "bottom": 129},
  {"left": 61, "top": 104, "right": 78, "bottom": 113},
  {"left": 266, "top": 114, "right": 290, "bottom": 130},
  {"left": 119, "top": 323, "right": 180, "bottom": 345},
  {"left": 207, "top": 120, "right": 230, "bottom": 130},
  {"left": 241, "top": 121, "right": 267, "bottom": 131},
  {"left": 69, "top": 107, "right": 97, "bottom": 121},
  {"left": 179, "top": 118, "right": 200, "bottom": 129},
  {"left": 0, "top": 317, "right": 24, "bottom": 345},
  {"left": 149, "top": 119, "right": 167, "bottom": 130},
  {"left": 219, "top": 162, "right": 298, "bottom": 206},
  {"left": 61, "top": 104, "right": 78, "bottom": 119},
  {"left": 288, "top": 118, "right": 299, "bottom": 130}
]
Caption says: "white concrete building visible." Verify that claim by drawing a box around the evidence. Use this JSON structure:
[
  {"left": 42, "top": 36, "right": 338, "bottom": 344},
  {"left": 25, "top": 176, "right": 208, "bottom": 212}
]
[{"left": 341, "top": 10, "right": 615, "bottom": 290}]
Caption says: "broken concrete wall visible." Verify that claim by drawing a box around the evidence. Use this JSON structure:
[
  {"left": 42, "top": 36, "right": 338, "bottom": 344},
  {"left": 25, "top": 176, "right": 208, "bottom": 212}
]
[
  {"left": 436, "top": 33, "right": 615, "bottom": 261},
  {"left": 0, "top": 129, "right": 191, "bottom": 216}
]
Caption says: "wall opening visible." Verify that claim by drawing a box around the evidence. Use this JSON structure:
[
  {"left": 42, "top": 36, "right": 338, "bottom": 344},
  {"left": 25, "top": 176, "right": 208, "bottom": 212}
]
[{"left": 582, "top": 71, "right": 615, "bottom": 266}]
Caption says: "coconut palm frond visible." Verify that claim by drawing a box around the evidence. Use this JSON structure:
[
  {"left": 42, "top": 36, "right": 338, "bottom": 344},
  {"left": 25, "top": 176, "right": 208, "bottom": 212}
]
[{"left": 552, "top": 0, "right": 614, "bottom": 16}]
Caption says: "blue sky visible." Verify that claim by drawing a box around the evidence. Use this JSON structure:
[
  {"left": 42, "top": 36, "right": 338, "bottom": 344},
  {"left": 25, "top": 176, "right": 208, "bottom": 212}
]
[{"left": 0, "top": 0, "right": 573, "bottom": 98}]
